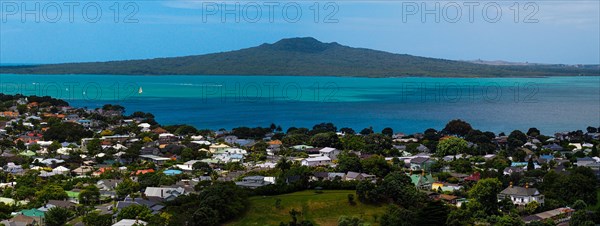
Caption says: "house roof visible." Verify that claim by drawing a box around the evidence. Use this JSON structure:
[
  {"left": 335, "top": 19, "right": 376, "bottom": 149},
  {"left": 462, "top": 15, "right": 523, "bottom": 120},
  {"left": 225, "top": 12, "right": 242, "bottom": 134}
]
[
  {"left": 313, "top": 172, "right": 329, "bottom": 178},
  {"left": 47, "top": 200, "right": 76, "bottom": 208},
  {"left": 303, "top": 156, "right": 331, "bottom": 162},
  {"left": 144, "top": 187, "right": 185, "bottom": 198},
  {"left": 20, "top": 208, "right": 44, "bottom": 217},
  {"left": 135, "top": 169, "right": 155, "bottom": 175},
  {"left": 113, "top": 219, "right": 147, "bottom": 226},
  {"left": 500, "top": 186, "right": 540, "bottom": 196},
  {"left": 439, "top": 194, "right": 458, "bottom": 201},
  {"left": 577, "top": 157, "right": 595, "bottom": 162},
  {"left": 345, "top": 171, "right": 375, "bottom": 179},
  {"left": 8, "top": 215, "right": 36, "bottom": 224},
  {"left": 319, "top": 147, "right": 337, "bottom": 153},
  {"left": 410, "top": 157, "right": 431, "bottom": 164},
  {"left": 409, "top": 173, "right": 435, "bottom": 186}
]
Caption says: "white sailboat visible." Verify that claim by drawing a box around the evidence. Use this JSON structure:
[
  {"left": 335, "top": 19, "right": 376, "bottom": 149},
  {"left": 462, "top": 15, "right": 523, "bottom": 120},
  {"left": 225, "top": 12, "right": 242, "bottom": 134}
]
[{"left": 138, "top": 87, "right": 143, "bottom": 94}]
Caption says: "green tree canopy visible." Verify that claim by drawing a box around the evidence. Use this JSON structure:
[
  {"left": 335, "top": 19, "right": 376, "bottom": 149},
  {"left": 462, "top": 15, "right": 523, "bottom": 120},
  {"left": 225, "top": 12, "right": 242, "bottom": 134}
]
[
  {"left": 45, "top": 207, "right": 73, "bottom": 226},
  {"left": 436, "top": 137, "right": 468, "bottom": 156},
  {"left": 468, "top": 178, "right": 503, "bottom": 215}
]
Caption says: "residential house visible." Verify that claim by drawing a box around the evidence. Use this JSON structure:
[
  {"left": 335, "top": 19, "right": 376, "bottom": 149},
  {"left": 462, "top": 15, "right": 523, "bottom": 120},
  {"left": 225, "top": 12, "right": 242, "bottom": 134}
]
[
  {"left": 503, "top": 166, "right": 525, "bottom": 176},
  {"left": 432, "top": 182, "right": 462, "bottom": 192},
  {"left": 113, "top": 219, "right": 148, "bottom": 226},
  {"left": 72, "top": 166, "right": 94, "bottom": 176},
  {"left": 2, "top": 162, "right": 23, "bottom": 174},
  {"left": 522, "top": 207, "right": 574, "bottom": 224},
  {"left": 576, "top": 157, "right": 597, "bottom": 167},
  {"left": 292, "top": 145, "right": 313, "bottom": 151},
  {"left": 176, "top": 160, "right": 202, "bottom": 171},
  {"left": 224, "top": 135, "right": 238, "bottom": 144},
  {"left": 158, "top": 133, "right": 177, "bottom": 144},
  {"left": 410, "top": 157, "right": 435, "bottom": 171},
  {"left": 138, "top": 123, "right": 151, "bottom": 132},
  {"left": 464, "top": 172, "right": 481, "bottom": 182},
  {"left": 97, "top": 179, "right": 122, "bottom": 191},
  {"left": 140, "top": 147, "right": 160, "bottom": 155},
  {"left": 144, "top": 187, "right": 186, "bottom": 201},
  {"left": 78, "top": 119, "right": 93, "bottom": 128},
  {"left": 310, "top": 172, "right": 346, "bottom": 181},
  {"left": 318, "top": 147, "right": 340, "bottom": 160},
  {"left": 542, "top": 143, "right": 563, "bottom": 152},
  {"left": 0, "top": 214, "right": 37, "bottom": 226},
  {"left": 47, "top": 200, "right": 76, "bottom": 209},
  {"left": 497, "top": 183, "right": 544, "bottom": 206},
  {"left": 19, "top": 208, "right": 44, "bottom": 224},
  {"left": 266, "top": 144, "right": 281, "bottom": 156},
  {"left": 537, "top": 155, "right": 555, "bottom": 164},
  {"left": 442, "top": 154, "right": 471, "bottom": 162},
  {"left": 408, "top": 172, "right": 435, "bottom": 190},
  {"left": 416, "top": 144, "right": 430, "bottom": 153},
  {"left": 209, "top": 143, "right": 230, "bottom": 153},
  {"left": 235, "top": 176, "right": 274, "bottom": 189},
  {"left": 437, "top": 194, "right": 459, "bottom": 205},
  {"left": 64, "top": 114, "right": 80, "bottom": 122},
  {"left": 301, "top": 156, "right": 332, "bottom": 167},
  {"left": 344, "top": 171, "right": 376, "bottom": 181},
  {"left": 139, "top": 155, "right": 171, "bottom": 165}
]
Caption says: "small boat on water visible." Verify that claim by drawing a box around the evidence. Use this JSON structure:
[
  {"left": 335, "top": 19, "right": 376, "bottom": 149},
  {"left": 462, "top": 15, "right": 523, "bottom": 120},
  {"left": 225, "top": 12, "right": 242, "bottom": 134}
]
[{"left": 138, "top": 87, "right": 143, "bottom": 94}]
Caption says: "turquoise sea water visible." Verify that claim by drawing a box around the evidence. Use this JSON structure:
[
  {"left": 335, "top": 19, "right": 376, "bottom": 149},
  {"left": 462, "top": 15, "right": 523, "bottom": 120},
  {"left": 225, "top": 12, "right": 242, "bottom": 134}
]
[{"left": 1, "top": 74, "right": 599, "bottom": 134}]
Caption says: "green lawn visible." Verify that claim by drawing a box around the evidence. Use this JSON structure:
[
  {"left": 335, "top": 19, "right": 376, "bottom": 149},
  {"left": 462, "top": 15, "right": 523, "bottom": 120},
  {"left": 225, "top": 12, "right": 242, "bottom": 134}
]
[{"left": 226, "top": 190, "right": 386, "bottom": 226}]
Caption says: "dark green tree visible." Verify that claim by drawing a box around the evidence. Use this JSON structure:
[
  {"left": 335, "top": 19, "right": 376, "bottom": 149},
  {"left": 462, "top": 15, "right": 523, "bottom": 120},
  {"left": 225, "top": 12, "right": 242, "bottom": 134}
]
[
  {"left": 380, "top": 205, "right": 416, "bottom": 226},
  {"left": 45, "top": 207, "right": 73, "bottom": 226},
  {"left": 442, "top": 119, "right": 473, "bottom": 137},
  {"left": 381, "top": 127, "right": 394, "bottom": 137},
  {"left": 337, "top": 152, "right": 362, "bottom": 173},
  {"left": 468, "top": 178, "right": 503, "bottom": 215}
]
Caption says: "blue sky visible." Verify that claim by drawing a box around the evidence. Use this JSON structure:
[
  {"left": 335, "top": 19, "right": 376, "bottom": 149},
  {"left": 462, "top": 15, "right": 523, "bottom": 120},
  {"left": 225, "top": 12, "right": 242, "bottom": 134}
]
[{"left": 1, "top": 0, "right": 599, "bottom": 64}]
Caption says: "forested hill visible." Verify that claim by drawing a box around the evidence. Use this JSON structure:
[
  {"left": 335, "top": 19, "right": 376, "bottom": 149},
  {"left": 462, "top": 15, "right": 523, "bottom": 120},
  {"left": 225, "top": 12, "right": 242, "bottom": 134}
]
[{"left": 1, "top": 37, "right": 598, "bottom": 77}]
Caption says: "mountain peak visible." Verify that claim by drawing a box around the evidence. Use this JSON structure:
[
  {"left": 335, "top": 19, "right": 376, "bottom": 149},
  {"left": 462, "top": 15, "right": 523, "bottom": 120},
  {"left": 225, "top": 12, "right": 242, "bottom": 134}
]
[{"left": 262, "top": 37, "right": 339, "bottom": 53}]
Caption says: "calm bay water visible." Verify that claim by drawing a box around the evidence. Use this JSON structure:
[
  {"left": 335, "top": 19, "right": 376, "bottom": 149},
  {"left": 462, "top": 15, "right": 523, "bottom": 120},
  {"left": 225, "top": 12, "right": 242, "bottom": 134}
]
[{"left": 1, "top": 74, "right": 599, "bottom": 134}]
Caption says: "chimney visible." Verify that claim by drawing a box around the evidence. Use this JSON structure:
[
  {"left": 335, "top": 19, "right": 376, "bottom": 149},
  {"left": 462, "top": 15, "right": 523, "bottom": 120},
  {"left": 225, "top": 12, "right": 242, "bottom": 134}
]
[{"left": 510, "top": 181, "right": 513, "bottom": 188}]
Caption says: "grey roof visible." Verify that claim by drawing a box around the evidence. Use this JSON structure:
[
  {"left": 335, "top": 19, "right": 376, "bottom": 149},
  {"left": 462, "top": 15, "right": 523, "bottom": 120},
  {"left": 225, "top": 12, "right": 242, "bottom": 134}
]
[
  {"left": 144, "top": 187, "right": 185, "bottom": 198},
  {"left": 416, "top": 144, "right": 429, "bottom": 152},
  {"left": 411, "top": 157, "right": 431, "bottom": 164},
  {"left": 345, "top": 171, "right": 375, "bottom": 180},
  {"left": 500, "top": 186, "right": 540, "bottom": 196},
  {"left": 243, "top": 176, "right": 265, "bottom": 180},
  {"left": 345, "top": 171, "right": 360, "bottom": 179},
  {"left": 577, "top": 157, "right": 595, "bottom": 162},
  {"left": 543, "top": 143, "right": 563, "bottom": 151},
  {"left": 47, "top": 200, "right": 76, "bottom": 208},
  {"left": 313, "top": 172, "right": 329, "bottom": 178}
]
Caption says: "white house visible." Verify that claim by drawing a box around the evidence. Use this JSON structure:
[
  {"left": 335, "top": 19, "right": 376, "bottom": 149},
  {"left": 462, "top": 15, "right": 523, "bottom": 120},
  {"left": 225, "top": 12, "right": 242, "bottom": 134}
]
[
  {"left": 138, "top": 123, "right": 151, "bottom": 132},
  {"left": 301, "top": 156, "right": 332, "bottom": 167},
  {"left": 318, "top": 147, "right": 340, "bottom": 160},
  {"left": 497, "top": 183, "right": 544, "bottom": 206},
  {"left": 144, "top": 187, "right": 186, "bottom": 201}
]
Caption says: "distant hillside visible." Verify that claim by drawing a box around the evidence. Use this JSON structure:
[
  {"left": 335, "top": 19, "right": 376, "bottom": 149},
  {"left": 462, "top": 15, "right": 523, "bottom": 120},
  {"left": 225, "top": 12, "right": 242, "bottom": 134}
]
[{"left": 1, "top": 37, "right": 598, "bottom": 77}]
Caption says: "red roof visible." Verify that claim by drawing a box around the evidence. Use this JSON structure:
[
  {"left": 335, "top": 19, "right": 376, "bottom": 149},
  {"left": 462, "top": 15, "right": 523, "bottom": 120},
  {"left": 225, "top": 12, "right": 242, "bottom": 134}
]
[
  {"left": 135, "top": 169, "right": 155, "bottom": 175},
  {"left": 465, "top": 172, "right": 481, "bottom": 181}
]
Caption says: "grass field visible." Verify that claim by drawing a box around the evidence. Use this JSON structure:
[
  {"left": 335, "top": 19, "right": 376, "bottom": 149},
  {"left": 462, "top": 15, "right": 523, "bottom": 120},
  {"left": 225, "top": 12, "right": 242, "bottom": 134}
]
[{"left": 226, "top": 190, "right": 386, "bottom": 226}]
